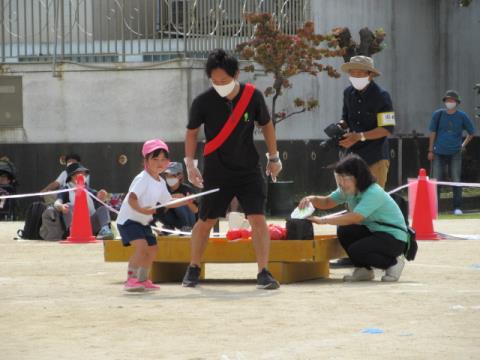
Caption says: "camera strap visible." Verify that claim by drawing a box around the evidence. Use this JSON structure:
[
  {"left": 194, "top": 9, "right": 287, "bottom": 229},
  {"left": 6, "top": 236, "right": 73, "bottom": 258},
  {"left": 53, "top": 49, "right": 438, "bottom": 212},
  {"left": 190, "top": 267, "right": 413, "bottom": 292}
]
[{"left": 203, "top": 83, "right": 255, "bottom": 156}]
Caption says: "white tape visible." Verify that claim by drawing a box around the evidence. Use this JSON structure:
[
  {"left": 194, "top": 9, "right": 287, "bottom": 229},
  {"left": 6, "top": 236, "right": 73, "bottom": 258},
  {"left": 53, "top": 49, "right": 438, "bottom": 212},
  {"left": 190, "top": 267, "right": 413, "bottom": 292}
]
[{"left": 0, "top": 187, "right": 76, "bottom": 200}]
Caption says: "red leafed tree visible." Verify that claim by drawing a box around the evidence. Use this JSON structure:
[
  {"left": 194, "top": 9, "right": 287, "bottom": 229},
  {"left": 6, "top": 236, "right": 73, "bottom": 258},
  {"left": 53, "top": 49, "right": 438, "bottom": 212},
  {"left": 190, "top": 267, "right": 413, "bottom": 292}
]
[{"left": 236, "top": 13, "right": 386, "bottom": 126}]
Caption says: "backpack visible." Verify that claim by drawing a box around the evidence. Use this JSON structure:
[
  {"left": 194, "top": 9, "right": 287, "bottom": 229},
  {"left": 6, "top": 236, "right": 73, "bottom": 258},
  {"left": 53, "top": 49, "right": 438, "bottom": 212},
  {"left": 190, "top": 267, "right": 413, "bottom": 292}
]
[
  {"left": 39, "top": 206, "right": 66, "bottom": 241},
  {"left": 376, "top": 193, "right": 418, "bottom": 261},
  {"left": 17, "top": 201, "right": 47, "bottom": 240},
  {"left": 285, "top": 218, "right": 314, "bottom": 240}
]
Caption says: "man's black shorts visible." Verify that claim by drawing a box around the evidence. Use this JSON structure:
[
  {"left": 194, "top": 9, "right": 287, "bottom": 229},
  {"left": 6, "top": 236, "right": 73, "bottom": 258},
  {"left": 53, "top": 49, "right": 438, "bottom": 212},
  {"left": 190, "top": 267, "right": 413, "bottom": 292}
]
[{"left": 199, "top": 174, "right": 266, "bottom": 220}]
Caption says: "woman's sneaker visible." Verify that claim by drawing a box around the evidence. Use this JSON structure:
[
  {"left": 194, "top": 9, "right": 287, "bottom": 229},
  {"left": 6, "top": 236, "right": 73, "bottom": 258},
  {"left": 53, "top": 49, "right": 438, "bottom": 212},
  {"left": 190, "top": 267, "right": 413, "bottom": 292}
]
[
  {"left": 256, "top": 268, "right": 280, "bottom": 290},
  {"left": 139, "top": 279, "right": 160, "bottom": 291},
  {"left": 123, "top": 278, "right": 145, "bottom": 292},
  {"left": 182, "top": 265, "right": 201, "bottom": 287},
  {"left": 381, "top": 256, "right": 405, "bottom": 282},
  {"left": 343, "top": 267, "right": 375, "bottom": 282}
]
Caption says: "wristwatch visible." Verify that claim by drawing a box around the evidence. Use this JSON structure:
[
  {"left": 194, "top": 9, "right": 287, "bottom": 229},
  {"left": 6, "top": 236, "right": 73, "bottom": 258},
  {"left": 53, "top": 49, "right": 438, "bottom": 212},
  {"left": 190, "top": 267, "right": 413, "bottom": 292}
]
[{"left": 360, "top": 132, "right": 366, "bottom": 142}]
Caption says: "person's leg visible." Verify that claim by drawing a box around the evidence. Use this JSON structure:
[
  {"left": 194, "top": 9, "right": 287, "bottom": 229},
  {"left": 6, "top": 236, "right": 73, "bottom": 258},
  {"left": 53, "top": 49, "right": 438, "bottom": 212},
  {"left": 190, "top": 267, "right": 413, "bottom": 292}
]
[
  {"left": 347, "top": 233, "right": 406, "bottom": 270},
  {"left": 124, "top": 238, "right": 149, "bottom": 291},
  {"left": 247, "top": 214, "right": 270, "bottom": 272},
  {"left": 369, "top": 159, "right": 390, "bottom": 189},
  {"left": 189, "top": 218, "right": 217, "bottom": 266},
  {"left": 432, "top": 154, "right": 445, "bottom": 210},
  {"left": 337, "top": 224, "right": 372, "bottom": 256},
  {"left": 172, "top": 205, "right": 196, "bottom": 228},
  {"left": 156, "top": 209, "right": 178, "bottom": 228},
  {"left": 183, "top": 184, "right": 233, "bottom": 287},
  {"left": 450, "top": 151, "right": 463, "bottom": 211}
]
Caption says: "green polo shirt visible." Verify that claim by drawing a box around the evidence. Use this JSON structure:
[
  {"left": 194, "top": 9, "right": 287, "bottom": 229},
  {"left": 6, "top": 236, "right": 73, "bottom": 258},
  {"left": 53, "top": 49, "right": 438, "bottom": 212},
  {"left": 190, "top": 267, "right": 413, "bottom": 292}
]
[{"left": 329, "top": 183, "right": 408, "bottom": 243}]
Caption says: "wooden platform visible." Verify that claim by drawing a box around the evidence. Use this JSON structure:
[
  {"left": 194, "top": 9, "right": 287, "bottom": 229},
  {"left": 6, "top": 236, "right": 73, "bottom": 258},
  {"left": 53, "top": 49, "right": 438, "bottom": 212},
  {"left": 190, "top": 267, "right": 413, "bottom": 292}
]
[{"left": 104, "top": 235, "right": 346, "bottom": 284}]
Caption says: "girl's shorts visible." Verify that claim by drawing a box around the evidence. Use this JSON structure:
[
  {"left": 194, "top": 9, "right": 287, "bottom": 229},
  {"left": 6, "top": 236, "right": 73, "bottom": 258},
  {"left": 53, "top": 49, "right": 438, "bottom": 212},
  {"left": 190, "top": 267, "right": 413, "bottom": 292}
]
[{"left": 117, "top": 220, "right": 157, "bottom": 247}]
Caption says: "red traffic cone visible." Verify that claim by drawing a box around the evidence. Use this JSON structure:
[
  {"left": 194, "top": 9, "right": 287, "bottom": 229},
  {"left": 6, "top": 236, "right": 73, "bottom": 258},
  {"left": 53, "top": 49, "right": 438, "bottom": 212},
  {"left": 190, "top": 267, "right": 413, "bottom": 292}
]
[
  {"left": 60, "top": 174, "right": 98, "bottom": 244},
  {"left": 411, "top": 168, "right": 441, "bottom": 240}
]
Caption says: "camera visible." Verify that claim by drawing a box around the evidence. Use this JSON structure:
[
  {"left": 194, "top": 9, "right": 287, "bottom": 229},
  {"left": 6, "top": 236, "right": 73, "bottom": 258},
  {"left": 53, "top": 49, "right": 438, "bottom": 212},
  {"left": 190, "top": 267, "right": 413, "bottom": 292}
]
[{"left": 319, "top": 120, "right": 349, "bottom": 150}]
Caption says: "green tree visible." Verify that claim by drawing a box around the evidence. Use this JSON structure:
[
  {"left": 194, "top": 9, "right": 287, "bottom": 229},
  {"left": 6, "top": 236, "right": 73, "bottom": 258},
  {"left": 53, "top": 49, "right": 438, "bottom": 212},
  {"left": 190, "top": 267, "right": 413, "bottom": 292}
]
[{"left": 237, "top": 13, "right": 385, "bottom": 126}]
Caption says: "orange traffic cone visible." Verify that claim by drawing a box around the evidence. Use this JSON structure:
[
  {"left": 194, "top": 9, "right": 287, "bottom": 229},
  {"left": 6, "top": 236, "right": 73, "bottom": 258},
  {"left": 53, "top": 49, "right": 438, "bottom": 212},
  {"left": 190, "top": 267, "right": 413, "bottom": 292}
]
[
  {"left": 411, "top": 168, "right": 441, "bottom": 240},
  {"left": 60, "top": 174, "right": 98, "bottom": 244}
]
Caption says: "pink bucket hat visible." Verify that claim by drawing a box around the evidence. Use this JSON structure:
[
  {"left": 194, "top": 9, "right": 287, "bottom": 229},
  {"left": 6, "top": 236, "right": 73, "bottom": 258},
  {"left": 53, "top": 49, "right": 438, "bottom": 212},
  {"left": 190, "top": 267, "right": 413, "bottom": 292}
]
[{"left": 142, "top": 139, "right": 169, "bottom": 158}]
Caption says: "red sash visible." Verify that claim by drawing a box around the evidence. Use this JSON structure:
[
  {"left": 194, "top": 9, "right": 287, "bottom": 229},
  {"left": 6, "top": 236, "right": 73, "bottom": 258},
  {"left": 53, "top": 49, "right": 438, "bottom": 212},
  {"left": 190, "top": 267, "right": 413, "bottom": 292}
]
[{"left": 203, "top": 83, "right": 255, "bottom": 156}]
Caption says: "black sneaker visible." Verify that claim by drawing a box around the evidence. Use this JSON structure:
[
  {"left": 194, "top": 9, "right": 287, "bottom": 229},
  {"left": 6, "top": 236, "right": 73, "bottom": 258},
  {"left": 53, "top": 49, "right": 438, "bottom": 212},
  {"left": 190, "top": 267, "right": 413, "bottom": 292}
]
[
  {"left": 256, "top": 268, "right": 280, "bottom": 290},
  {"left": 182, "top": 265, "right": 201, "bottom": 287}
]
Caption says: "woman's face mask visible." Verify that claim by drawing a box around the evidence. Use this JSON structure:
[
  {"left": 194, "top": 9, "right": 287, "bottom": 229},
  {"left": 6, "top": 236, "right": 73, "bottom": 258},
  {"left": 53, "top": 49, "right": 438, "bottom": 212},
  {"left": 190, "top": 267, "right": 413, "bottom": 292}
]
[
  {"left": 349, "top": 76, "right": 370, "bottom": 91},
  {"left": 445, "top": 101, "right": 457, "bottom": 110},
  {"left": 211, "top": 79, "right": 236, "bottom": 97},
  {"left": 166, "top": 177, "right": 179, "bottom": 187}
]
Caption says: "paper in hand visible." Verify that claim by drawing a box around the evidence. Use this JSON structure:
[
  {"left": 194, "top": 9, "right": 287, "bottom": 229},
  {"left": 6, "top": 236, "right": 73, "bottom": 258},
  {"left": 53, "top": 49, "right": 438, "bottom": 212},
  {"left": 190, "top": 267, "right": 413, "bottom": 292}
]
[{"left": 290, "top": 202, "right": 315, "bottom": 219}]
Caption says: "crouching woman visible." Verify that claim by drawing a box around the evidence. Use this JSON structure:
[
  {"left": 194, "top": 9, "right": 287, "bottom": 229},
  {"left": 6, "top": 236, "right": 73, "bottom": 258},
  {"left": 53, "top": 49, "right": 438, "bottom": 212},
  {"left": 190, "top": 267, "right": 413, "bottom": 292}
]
[{"left": 298, "top": 154, "right": 407, "bottom": 282}]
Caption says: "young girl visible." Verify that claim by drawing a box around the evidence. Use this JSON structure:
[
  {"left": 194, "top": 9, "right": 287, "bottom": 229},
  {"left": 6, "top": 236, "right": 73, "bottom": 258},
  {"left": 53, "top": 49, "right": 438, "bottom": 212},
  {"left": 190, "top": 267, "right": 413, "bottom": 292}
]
[{"left": 116, "top": 139, "right": 173, "bottom": 292}]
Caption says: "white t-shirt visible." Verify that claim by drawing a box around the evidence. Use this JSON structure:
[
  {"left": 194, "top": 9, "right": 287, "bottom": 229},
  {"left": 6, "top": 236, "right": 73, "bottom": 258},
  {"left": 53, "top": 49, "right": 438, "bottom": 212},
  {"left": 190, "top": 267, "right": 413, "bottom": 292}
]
[{"left": 116, "top": 171, "right": 172, "bottom": 226}]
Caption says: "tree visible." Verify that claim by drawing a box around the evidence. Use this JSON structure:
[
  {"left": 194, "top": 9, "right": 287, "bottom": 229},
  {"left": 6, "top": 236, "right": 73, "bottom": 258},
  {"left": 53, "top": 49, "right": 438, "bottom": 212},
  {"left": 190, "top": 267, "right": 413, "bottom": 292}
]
[{"left": 236, "top": 13, "right": 385, "bottom": 126}]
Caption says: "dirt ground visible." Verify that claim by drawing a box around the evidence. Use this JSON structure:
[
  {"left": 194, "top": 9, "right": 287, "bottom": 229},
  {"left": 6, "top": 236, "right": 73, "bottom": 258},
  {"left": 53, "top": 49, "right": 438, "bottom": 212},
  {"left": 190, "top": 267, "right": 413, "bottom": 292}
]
[{"left": 1, "top": 219, "right": 479, "bottom": 360}]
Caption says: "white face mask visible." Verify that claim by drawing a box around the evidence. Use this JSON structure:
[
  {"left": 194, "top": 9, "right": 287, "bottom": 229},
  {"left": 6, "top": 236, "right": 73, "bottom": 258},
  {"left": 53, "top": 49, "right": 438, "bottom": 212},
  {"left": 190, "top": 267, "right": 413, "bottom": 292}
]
[
  {"left": 349, "top": 76, "right": 370, "bottom": 90},
  {"left": 445, "top": 102, "right": 457, "bottom": 110},
  {"left": 166, "top": 178, "right": 179, "bottom": 187},
  {"left": 211, "top": 79, "right": 236, "bottom": 97}
]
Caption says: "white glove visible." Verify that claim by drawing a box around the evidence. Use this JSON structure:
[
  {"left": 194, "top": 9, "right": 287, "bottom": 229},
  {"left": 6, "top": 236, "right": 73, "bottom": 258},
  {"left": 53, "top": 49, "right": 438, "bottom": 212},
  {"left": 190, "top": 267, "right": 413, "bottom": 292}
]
[
  {"left": 265, "top": 152, "right": 282, "bottom": 182},
  {"left": 184, "top": 157, "right": 204, "bottom": 189}
]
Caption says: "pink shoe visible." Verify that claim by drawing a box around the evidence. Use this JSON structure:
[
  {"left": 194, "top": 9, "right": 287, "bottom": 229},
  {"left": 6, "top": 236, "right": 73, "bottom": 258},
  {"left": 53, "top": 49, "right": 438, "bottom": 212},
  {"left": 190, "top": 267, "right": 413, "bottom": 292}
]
[
  {"left": 123, "top": 278, "right": 145, "bottom": 292},
  {"left": 139, "top": 279, "right": 160, "bottom": 290}
]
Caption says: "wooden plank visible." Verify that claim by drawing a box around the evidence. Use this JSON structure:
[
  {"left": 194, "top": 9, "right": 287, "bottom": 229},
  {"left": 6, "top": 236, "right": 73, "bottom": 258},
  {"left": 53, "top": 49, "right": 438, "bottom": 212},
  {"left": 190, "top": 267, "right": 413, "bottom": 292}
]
[
  {"left": 268, "top": 261, "right": 330, "bottom": 284},
  {"left": 104, "top": 235, "right": 343, "bottom": 263}
]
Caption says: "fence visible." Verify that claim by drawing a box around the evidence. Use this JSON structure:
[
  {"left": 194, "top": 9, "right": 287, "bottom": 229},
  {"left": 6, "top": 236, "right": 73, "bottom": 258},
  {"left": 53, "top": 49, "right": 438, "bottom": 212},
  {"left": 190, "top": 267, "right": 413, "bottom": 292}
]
[{"left": 0, "top": 0, "right": 310, "bottom": 64}]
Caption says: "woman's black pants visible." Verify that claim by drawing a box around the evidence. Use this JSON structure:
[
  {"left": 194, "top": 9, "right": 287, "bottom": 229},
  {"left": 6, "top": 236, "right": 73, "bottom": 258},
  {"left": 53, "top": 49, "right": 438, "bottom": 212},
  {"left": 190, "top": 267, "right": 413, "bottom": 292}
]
[{"left": 337, "top": 224, "right": 406, "bottom": 270}]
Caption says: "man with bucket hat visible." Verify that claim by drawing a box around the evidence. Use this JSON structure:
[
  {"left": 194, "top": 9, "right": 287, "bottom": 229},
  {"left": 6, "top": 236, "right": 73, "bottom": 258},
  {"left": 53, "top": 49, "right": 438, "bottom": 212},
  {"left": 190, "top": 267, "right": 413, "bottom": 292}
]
[
  {"left": 331, "top": 55, "right": 395, "bottom": 267},
  {"left": 427, "top": 90, "right": 475, "bottom": 215},
  {"left": 338, "top": 55, "right": 395, "bottom": 189},
  {"left": 54, "top": 163, "right": 113, "bottom": 239}
]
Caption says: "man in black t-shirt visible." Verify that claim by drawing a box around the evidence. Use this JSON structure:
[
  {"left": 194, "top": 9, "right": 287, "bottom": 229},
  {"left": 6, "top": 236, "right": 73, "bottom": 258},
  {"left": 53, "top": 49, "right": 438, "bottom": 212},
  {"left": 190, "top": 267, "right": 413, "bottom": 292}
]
[
  {"left": 182, "top": 49, "right": 282, "bottom": 290},
  {"left": 155, "top": 162, "right": 198, "bottom": 231}
]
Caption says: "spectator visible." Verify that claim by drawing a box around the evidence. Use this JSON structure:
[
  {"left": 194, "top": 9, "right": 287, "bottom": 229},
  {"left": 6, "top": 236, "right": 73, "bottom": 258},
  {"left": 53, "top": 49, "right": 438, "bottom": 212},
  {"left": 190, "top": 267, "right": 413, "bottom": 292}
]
[
  {"left": 156, "top": 161, "right": 198, "bottom": 232},
  {"left": 53, "top": 163, "right": 113, "bottom": 240},
  {"left": 41, "top": 153, "right": 90, "bottom": 193},
  {"left": 427, "top": 90, "right": 475, "bottom": 215}
]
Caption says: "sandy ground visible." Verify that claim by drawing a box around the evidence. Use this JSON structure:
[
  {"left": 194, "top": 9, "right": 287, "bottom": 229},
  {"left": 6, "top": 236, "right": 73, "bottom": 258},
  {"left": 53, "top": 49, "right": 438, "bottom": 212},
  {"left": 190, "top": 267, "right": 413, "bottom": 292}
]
[{"left": 1, "top": 219, "right": 479, "bottom": 360}]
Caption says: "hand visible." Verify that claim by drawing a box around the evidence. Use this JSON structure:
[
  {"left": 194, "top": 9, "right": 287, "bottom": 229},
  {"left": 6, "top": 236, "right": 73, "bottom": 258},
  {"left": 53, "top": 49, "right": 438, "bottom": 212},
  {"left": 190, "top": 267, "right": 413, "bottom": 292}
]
[
  {"left": 266, "top": 159, "right": 282, "bottom": 182},
  {"left": 97, "top": 189, "right": 108, "bottom": 201},
  {"left": 171, "top": 193, "right": 185, "bottom": 199},
  {"left": 307, "top": 216, "right": 327, "bottom": 225},
  {"left": 298, "top": 196, "right": 312, "bottom": 210},
  {"left": 186, "top": 165, "right": 204, "bottom": 189},
  {"left": 338, "top": 132, "right": 361, "bottom": 149},
  {"left": 427, "top": 151, "right": 434, "bottom": 161},
  {"left": 61, "top": 204, "right": 69, "bottom": 214}
]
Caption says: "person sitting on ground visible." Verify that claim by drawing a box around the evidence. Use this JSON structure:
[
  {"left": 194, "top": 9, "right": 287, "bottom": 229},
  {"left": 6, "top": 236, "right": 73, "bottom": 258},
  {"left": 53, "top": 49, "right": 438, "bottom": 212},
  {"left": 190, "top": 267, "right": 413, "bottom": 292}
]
[
  {"left": 298, "top": 154, "right": 408, "bottom": 282},
  {"left": 155, "top": 162, "right": 198, "bottom": 233},
  {"left": 41, "top": 153, "right": 90, "bottom": 193},
  {"left": 53, "top": 162, "right": 113, "bottom": 240}
]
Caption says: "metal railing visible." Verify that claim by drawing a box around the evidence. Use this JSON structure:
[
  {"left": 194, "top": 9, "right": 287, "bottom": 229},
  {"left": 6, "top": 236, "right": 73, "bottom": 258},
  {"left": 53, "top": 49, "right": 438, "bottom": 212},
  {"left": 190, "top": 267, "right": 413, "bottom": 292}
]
[{"left": 0, "top": 0, "right": 310, "bottom": 64}]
